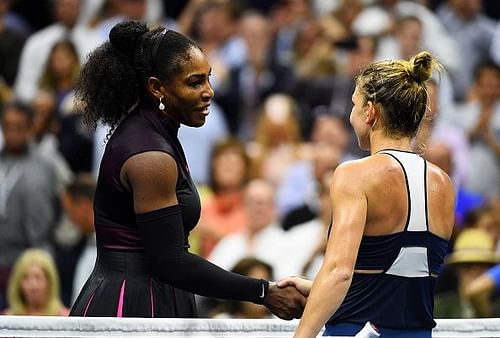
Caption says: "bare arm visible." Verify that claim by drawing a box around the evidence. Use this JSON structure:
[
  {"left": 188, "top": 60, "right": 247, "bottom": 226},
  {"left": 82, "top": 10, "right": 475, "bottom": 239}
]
[
  {"left": 293, "top": 162, "right": 367, "bottom": 338},
  {"left": 464, "top": 270, "right": 497, "bottom": 317},
  {"left": 121, "top": 151, "right": 178, "bottom": 213}
]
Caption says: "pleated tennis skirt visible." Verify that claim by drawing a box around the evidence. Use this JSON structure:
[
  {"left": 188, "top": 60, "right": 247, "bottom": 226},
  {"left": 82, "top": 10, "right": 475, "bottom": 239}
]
[{"left": 70, "top": 249, "right": 197, "bottom": 317}]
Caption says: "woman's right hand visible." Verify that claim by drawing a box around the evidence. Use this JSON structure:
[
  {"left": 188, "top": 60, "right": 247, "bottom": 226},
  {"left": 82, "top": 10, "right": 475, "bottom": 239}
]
[
  {"left": 263, "top": 282, "right": 306, "bottom": 320},
  {"left": 277, "top": 276, "right": 313, "bottom": 297}
]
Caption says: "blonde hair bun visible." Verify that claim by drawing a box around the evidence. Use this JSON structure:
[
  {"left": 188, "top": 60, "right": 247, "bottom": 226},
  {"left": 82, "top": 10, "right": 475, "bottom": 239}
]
[{"left": 409, "top": 51, "right": 438, "bottom": 83}]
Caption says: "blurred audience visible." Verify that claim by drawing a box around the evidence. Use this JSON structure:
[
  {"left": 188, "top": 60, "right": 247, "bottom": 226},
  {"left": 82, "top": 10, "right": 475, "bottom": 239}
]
[
  {"left": 208, "top": 179, "right": 287, "bottom": 278},
  {"left": 247, "top": 93, "right": 304, "bottom": 187},
  {"left": 39, "top": 40, "right": 80, "bottom": 110},
  {"left": 31, "top": 90, "right": 73, "bottom": 192},
  {"left": 179, "top": 101, "right": 228, "bottom": 186},
  {"left": 434, "top": 228, "right": 500, "bottom": 318},
  {"left": 0, "top": 0, "right": 27, "bottom": 89},
  {"left": 281, "top": 171, "right": 334, "bottom": 279},
  {"left": 211, "top": 257, "right": 274, "bottom": 319},
  {"left": 196, "top": 137, "right": 250, "bottom": 258},
  {"left": 453, "top": 62, "right": 500, "bottom": 199},
  {"left": 14, "top": 0, "right": 85, "bottom": 102},
  {"left": 4, "top": 249, "right": 68, "bottom": 315},
  {"left": 437, "top": 0, "right": 496, "bottom": 101},
  {"left": 60, "top": 174, "right": 96, "bottom": 306},
  {"left": 276, "top": 115, "right": 345, "bottom": 225},
  {"left": 0, "top": 102, "right": 58, "bottom": 311}
]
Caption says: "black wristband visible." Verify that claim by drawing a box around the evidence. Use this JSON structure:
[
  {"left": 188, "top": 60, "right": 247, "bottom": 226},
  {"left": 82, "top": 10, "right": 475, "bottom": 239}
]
[{"left": 255, "top": 279, "right": 270, "bottom": 305}]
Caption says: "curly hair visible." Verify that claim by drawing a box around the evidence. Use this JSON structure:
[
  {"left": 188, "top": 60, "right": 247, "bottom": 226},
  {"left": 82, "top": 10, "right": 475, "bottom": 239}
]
[
  {"left": 356, "top": 51, "right": 442, "bottom": 138},
  {"left": 75, "top": 21, "right": 200, "bottom": 130}
]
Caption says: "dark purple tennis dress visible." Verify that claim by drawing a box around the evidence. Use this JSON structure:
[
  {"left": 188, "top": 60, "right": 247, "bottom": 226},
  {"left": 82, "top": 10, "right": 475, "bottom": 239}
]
[{"left": 70, "top": 106, "right": 202, "bottom": 317}]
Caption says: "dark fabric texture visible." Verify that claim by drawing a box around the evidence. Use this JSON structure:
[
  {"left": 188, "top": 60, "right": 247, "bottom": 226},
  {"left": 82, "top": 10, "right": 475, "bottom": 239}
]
[{"left": 71, "top": 105, "right": 267, "bottom": 317}]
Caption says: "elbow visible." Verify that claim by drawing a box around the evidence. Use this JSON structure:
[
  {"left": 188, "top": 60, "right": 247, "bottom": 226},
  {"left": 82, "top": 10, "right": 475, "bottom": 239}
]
[
  {"left": 323, "top": 263, "right": 353, "bottom": 286},
  {"left": 335, "top": 267, "right": 353, "bottom": 285}
]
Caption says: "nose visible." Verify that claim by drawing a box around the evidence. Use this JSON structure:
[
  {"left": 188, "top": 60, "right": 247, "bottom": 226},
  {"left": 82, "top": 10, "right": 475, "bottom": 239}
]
[{"left": 202, "top": 81, "right": 214, "bottom": 100}]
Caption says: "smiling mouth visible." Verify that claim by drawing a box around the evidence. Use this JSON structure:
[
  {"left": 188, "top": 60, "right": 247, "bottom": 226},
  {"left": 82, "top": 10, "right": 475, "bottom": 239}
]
[{"left": 196, "top": 106, "right": 210, "bottom": 115}]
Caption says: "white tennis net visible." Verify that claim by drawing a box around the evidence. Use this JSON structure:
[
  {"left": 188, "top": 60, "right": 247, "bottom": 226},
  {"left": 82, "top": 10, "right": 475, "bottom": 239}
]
[{"left": 0, "top": 317, "right": 499, "bottom": 337}]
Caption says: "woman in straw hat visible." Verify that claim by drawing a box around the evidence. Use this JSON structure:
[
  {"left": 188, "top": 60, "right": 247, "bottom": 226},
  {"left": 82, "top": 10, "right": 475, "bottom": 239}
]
[{"left": 435, "top": 228, "right": 500, "bottom": 318}]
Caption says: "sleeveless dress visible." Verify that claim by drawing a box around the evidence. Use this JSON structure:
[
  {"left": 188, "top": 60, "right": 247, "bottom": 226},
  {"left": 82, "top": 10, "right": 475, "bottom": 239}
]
[
  {"left": 70, "top": 106, "right": 200, "bottom": 317},
  {"left": 324, "top": 150, "right": 450, "bottom": 338}
]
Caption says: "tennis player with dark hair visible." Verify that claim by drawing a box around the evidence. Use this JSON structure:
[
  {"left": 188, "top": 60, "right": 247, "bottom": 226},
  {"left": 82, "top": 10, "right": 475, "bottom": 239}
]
[{"left": 69, "top": 21, "right": 305, "bottom": 319}]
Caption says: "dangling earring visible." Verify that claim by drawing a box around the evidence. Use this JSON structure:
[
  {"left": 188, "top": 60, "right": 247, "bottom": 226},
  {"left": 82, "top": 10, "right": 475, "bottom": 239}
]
[{"left": 159, "top": 97, "right": 165, "bottom": 111}]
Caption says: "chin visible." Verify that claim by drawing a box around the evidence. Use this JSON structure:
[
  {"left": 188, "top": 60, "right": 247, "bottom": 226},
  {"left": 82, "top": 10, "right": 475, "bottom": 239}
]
[{"left": 187, "top": 118, "right": 206, "bottom": 128}]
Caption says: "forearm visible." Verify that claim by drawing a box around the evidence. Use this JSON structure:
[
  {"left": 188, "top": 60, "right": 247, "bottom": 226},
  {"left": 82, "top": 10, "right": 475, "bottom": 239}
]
[
  {"left": 465, "top": 274, "right": 496, "bottom": 317},
  {"left": 137, "top": 206, "right": 267, "bottom": 304},
  {"left": 294, "top": 265, "right": 352, "bottom": 338},
  {"left": 155, "top": 250, "right": 267, "bottom": 303}
]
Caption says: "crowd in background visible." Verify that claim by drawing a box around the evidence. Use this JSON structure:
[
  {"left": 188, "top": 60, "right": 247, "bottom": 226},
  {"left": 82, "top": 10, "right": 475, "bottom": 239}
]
[{"left": 0, "top": 0, "right": 499, "bottom": 319}]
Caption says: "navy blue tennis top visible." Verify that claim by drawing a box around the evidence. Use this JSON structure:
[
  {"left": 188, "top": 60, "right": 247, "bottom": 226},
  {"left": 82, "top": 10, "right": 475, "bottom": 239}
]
[{"left": 327, "top": 150, "right": 450, "bottom": 330}]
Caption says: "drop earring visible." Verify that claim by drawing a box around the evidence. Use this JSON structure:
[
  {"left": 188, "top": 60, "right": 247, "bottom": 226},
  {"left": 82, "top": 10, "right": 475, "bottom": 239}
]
[{"left": 159, "top": 97, "right": 165, "bottom": 111}]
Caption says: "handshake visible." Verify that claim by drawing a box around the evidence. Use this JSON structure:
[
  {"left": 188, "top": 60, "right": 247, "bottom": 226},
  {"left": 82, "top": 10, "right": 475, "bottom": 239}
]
[{"left": 262, "top": 276, "right": 312, "bottom": 320}]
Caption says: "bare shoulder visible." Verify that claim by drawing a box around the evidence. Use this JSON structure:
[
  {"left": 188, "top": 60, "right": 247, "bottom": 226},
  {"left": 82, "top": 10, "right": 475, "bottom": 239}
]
[
  {"left": 426, "top": 161, "right": 455, "bottom": 197},
  {"left": 121, "top": 151, "right": 179, "bottom": 213},
  {"left": 330, "top": 158, "right": 373, "bottom": 195},
  {"left": 332, "top": 155, "right": 393, "bottom": 184},
  {"left": 122, "top": 151, "right": 177, "bottom": 186},
  {"left": 426, "top": 161, "right": 456, "bottom": 237},
  {"left": 332, "top": 159, "right": 366, "bottom": 182}
]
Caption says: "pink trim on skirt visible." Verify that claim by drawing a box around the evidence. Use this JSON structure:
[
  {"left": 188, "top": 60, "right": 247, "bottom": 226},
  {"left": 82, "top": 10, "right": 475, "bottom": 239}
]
[
  {"left": 149, "top": 278, "right": 155, "bottom": 318},
  {"left": 83, "top": 293, "right": 95, "bottom": 317},
  {"left": 117, "top": 279, "right": 127, "bottom": 317}
]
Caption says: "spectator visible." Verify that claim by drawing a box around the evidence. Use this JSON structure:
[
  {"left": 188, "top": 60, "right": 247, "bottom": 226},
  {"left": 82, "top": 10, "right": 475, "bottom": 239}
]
[
  {"left": 437, "top": 0, "right": 496, "bottom": 101},
  {"left": 281, "top": 171, "right": 334, "bottom": 279},
  {"left": 13, "top": 0, "right": 86, "bottom": 102},
  {"left": 4, "top": 249, "right": 68, "bottom": 316},
  {"left": 31, "top": 90, "right": 73, "bottom": 192},
  {"left": 39, "top": 40, "right": 80, "bottom": 109},
  {"left": 209, "top": 179, "right": 288, "bottom": 279},
  {"left": 0, "top": 0, "right": 27, "bottom": 88},
  {"left": 178, "top": 101, "right": 228, "bottom": 186},
  {"left": 213, "top": 257, "right": 274, "bottom": 319},
  {"left": 353, "top": 0, "right": 460, "bottom": 75},
  {"left": 465, "top": 263, "right": 500, "bottom": 317},
  {"left": 416, "top": 79, "right": 469, "bottom": 187},
  {"left": 196, "top": 137, "right": 250, "bottom": 258},
  {"left": 434, "top": 228, "right": 500, "bottom": 318},
  {"left": 462, "top": 206, "right": 500, "bottom": 251},
  {"left": 60, "top": 174, "right": 97, "bottom": 306},
  {"left": 247, "top": 93, "right": 304, "bottom": 187},
  {"left": 276, "top": 115, "right": 346, "bottom": 224},
  {"left": 0, "top": 102, "right": 58, "bottom": 311},
  {"left": 214, "top": 11, "right": 294, "bottom": 137},
  {"left": 454, "top": 62, "right": 500, "bottom": 199}
]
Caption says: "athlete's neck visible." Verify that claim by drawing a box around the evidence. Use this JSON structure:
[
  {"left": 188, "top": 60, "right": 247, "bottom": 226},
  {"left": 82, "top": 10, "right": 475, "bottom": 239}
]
[{"left": 369, "top": 133, "right": 413, "bottom": 155}]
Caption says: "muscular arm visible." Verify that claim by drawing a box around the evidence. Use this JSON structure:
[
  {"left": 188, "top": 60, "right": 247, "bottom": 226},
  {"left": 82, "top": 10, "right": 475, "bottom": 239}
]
[
  {"left": 121, "top": 151, "right": 266, "bottom": 303},
  {"left": 294, "top": 162, "right": 367, "bottom": 338}
]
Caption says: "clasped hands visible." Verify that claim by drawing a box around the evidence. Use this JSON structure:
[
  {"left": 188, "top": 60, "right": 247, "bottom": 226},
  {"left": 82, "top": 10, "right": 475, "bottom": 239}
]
[{"left": 262, "top": 276, "right": 313, "bottom": 320}]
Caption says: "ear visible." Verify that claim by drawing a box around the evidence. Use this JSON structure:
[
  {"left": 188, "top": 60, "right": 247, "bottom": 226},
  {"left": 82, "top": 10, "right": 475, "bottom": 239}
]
[
  {"left": 365, "top": 100, "right": 380, "bottom": 127},
  {"left": 147, "top": 76, "right": 166, "bottom": 99}
]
